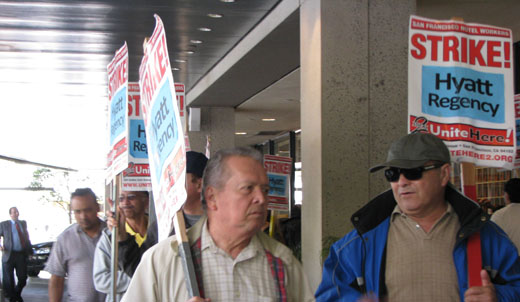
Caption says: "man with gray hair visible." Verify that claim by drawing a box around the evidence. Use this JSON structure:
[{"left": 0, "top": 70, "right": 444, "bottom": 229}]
[
  {"left": 122, "top": 147, "right": 314, "bottom": 302},
  {"left": 316, "top": 132, "right": 520, "bottom": 302}
]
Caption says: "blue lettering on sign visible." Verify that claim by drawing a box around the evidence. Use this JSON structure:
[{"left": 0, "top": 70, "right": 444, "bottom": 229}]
[
  {"left": 148, "top": 82, "right": 180, "bottom": 182},
  {"left": 421, "top": 66, "right": 504, "bottom": 123},
  {"left": 110, "top": 87, "right": 127, "bottom": 144},
  {"left": 129, "top": 119, "right": 147, "bottom": 158},
  {"left": 268, "top": 174, "right": 287, "bottom": 197}
]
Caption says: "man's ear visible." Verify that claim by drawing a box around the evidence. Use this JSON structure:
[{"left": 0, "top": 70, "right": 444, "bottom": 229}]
[
  {"left": 196, "top": 177, "right": 203, "bottom": 193},
  {"left": 440, "top": 163, "right": 451, "bottom": 186},
  {"left": 205, "top": 186, "right": 218, "bottom": 210}
]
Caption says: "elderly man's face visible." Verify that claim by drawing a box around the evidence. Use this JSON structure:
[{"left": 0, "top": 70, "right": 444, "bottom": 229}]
[
  {"left": 119, "top": 191, "right": 148, "bottom": 219},
  {"left": 207, "top": 155, "right": 269, "bottom": 236},
  {"left": 390, "top": 163, "right": 450, "bottom": 218}
]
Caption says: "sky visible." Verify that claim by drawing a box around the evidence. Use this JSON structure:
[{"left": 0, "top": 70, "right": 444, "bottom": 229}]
[{"left": 0, "top": 87, "right": 109, "bottom": 243}]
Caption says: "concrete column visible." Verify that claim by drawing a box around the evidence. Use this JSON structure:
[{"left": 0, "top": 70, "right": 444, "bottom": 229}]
[
  {"left": 188, "top": 107, "right": 235, "bottom": 155},
  {"left": 300, "top": 0, "right": 415, "bottom": 290}
]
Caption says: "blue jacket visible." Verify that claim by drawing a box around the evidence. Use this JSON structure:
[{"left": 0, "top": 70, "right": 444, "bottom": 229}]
[{"left": 316, "top": 185, "right": 520, "bottom": 301}]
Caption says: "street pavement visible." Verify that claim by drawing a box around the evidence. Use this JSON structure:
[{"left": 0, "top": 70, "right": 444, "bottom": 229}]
[
  {"left": 21, "top": 274, "right": 49, "bottom": 302},
  {"left": 0, "top": 271, "right": 51, "bottom": 302}
]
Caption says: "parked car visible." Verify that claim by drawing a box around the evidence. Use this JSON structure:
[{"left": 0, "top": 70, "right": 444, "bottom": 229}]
[{"left": 27, "top": 241, "right": 54, "bottom": 277}]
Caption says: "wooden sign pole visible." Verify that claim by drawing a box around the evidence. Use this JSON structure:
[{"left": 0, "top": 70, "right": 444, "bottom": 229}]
[
  {"left": 110, "top": 174, "right": 121, "bottom": 302},
  {"left": 173, "top": 210, "right": 200, "bottom": 297}
]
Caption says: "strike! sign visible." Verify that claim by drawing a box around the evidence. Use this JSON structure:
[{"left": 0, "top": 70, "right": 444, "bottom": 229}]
[
  {"left": 408, "top": 15, "right": 515, "bottom": 169},
  {"left": 122, "top": 83, "right": 186, "bottom": 191},
  {"left": 140, "top": 15, "right": 186, "bottom": 241},
  {"left": 264, "top": 155, "right": 292, "bottom": 212},
  {"left": 122, "top": 83, "right": 151, "bottom": 191},
  {"left": 515, "top": 95, "right": 520, "bottom": 168},
  {"left": 106, "top": 42, "right": 129, "bottom": 182}
]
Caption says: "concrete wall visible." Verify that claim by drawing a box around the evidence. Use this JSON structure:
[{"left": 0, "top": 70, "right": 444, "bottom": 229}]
[
  {"left": 187, "top": 107, "right": 236, "bottom": 155},
  {"left": 300, "top": 0, "right": 415, "bottom": 290}
]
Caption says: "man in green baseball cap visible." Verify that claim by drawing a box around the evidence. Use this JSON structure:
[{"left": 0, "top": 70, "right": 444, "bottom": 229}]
[{"left": 316, "top": 131, "right": 520, "bottom": 302}]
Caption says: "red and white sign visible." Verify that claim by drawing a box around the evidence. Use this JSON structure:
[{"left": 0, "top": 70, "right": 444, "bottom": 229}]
[
  {"left": 515, "top": 95, "right": 520, "bottom": 168},
  {"left": 122, "top": 83, "right": 151, "bottom": 191},
  {"left": 122, "top": 83, "right": 187, "bottom": 191},
  {"left": 408, "top": 15, "right": 515, "bottom": 169},
  {"left": 140, "top": 15, "right": 186, "bottom": 241},
  {"left": 264, "top": 155, "right": 292, "bottom": 212},
  {"left": 106, "top": 42, "right": 129, "bottom": 183}
]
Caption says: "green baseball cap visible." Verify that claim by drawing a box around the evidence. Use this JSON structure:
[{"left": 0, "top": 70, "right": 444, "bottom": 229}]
[{"left": 369, "top": 132, "right": 451, "bottom": 172}]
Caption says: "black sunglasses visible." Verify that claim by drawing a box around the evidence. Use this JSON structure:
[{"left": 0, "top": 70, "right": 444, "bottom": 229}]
[{"left": 384, "top": 163, "right": 444, "bottom": 182}]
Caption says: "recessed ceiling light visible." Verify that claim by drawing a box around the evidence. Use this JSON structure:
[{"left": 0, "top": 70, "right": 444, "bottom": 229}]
[
  {"left": 220, "top": 0, "right": 235, "bottom": 3},
  {"left": 172, "top": 67, "right": 180, "bottom": 71},
  {"left": 175, "top": 59, "right": 186, "bottom": 63},
  {"left": 235, "top": 132, "right": 247, "bottom": 135},
  {"left": 190, "top": 39, "right": 203, "bottom": 44},
  {"left": 207, "top": 13, "right": 223, "bottom": 18},
  {"left": 185, "top": 51, "right": 195, "bottom": 55},
  {"left": 262, "top": 118, "right": 276, "bottom": 122},
  {"left": 198, "top": 27, "right": 211, "bottom": 32}
]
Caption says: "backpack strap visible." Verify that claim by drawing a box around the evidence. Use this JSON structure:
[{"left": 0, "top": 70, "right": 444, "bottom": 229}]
[{"left": 467, "top": 231, "right": 482, "bottom": 287}]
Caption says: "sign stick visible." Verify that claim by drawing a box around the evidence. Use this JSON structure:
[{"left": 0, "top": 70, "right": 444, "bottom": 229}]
[
  {"left": 110, "top": 174, "right": 121, "bottom": 302},
  {"left": 173, "top": 210, "right": 200, "bottom": 298}
]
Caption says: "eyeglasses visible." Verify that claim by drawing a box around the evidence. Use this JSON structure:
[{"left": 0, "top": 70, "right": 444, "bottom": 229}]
[{"left": 384, "top": 163, "right": 444, "bottom": 182}]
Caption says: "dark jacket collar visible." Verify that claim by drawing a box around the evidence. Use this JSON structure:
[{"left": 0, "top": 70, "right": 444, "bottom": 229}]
[{"left": 351, "top": 184, "right": 488, "bottom": 240}]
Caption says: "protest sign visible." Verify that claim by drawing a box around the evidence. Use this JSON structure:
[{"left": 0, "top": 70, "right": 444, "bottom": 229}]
[
  {"left": 122, "top": 83, "right": 151, "bottom": 191},
  {"left": 106, "top": 43, "right": 129, "bottom": 182},
  {"left": 515, "top": 94, "right": 520, "bottom": 168},
  {"left": 122, "top": 82, "right": 186, "bottom": 191},
  {"left": 264, "top": 155, "right": 292, "bottom": 211},
  {"left": 139, "top": 15, "right": 186, "bottom": 241},
  {"left": 408, "top": 15, "right": 515, "bottom": 169}
]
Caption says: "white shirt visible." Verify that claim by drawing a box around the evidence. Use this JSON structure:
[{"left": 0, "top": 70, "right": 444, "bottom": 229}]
[{"left": 200, "top": 220, "right": 278, "bottom": 302}]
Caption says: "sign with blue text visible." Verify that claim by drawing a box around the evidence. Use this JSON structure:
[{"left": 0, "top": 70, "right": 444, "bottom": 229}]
[
  {"left": 264, "top": 155, "right": 292, "bottom": 212},
  {"left": 408, "top": 15, "right": 515, "bottom": 169},
  {"left": 122, "top": 83, "right": 151, "bottom": 191},
  {"left": 122, "top": 82, "right": 186, "bottom": 191},
  {"left": 140, "top": 15, "right": 186, "bottom": 240},
  {"left": 106, "top": 42, "right": 129, "bottom": 182}
]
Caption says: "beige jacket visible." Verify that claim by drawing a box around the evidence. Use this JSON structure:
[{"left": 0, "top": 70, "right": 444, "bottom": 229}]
[{"left": 121, "top": 215, "right": 315, "bottom": 302}]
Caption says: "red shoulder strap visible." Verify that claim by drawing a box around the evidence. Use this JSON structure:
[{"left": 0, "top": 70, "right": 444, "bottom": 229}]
[{"left": 467, "top": 231, "right": 482, "bottom": 287}]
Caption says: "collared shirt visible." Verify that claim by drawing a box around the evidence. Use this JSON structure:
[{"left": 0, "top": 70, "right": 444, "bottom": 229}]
[
  {"left": 200, "top": 220, "right": 278, "bottom": 301},
  {"left": 125, "top": 222, "right": 146, "bottom": 247},
  {"left": 45, "top": 221, "right": 106, "bottom": 302},
  {"left": 492, "top": 203, "right": 520, "bottom": 252},
  {"left": 385, "top": 202, "right": 460, "bottom": 302},
  {"left": 10, "top": 220, "right": 23, "bottom": 251}
]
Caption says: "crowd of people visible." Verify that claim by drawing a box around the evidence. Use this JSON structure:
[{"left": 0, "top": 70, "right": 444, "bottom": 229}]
[{"left": 3, "top": 133, "right": 520, "bottom": 301}]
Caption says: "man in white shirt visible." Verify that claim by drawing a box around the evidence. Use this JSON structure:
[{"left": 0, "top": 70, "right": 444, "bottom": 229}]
[
  {"left": 492, "top": 178, "right": 520, "bottom": 251},
  {"left": 122, "top": 147, "right": 314, "bottom": 302}
]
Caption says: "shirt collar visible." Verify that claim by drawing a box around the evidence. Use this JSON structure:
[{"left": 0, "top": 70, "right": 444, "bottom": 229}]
[
  {"left": 391, "top": 201, "right": 453, "bottom": 222},
  {"left": 200, "top": 220, "right": 262, "bottom": 261}
]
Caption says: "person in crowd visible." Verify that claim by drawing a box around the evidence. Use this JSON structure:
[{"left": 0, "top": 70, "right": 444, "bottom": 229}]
[
  {"left": 93, "top": 190, "right": 149, "bottom": 301},
  {"left": 491, "top": 178, "right": 520, "bottom": 251},
  {"left": 122, "top": 147, "right": 314, "bottom": 302},
  {"left": 108, "top": 151, "right": 208, "bottom": 277},
  {"left": 0, "top": 207, "right": 33, "bottom": 302},
  {"left": 46, "top": 188, "right": 106, "bottom": 302},
  {"left": 316, "top": 132, "right": 520, "bottom": 302}
]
